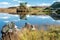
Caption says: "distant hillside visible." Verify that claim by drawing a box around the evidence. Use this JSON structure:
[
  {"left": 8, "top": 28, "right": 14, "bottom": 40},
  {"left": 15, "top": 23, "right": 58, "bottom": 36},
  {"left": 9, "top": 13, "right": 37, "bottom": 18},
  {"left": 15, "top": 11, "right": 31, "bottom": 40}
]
[
  {"left": 0, "top": 8, "right": 16, "bottom": 13},
  {"left": 50, "top": 2, "right": 60, "bottom": 20},
  {"left": 51, "top": 2, "right": 60, "bottom": 9},
  {"left": 0, "top": 6, "right": 48, "bottom": 15}
]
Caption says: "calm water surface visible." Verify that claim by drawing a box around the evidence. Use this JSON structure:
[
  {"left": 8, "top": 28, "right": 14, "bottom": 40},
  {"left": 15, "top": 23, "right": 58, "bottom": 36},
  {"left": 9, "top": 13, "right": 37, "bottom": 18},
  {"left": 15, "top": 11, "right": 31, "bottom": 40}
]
[{"left": 0, "top": 13, "right": 60, "bottom": 37}]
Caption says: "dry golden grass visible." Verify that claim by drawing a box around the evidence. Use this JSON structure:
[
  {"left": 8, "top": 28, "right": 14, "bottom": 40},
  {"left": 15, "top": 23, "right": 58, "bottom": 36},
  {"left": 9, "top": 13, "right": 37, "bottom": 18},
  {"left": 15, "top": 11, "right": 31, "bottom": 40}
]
[{"left": 2, "top": 25, "right": 60, "bottom": 40}]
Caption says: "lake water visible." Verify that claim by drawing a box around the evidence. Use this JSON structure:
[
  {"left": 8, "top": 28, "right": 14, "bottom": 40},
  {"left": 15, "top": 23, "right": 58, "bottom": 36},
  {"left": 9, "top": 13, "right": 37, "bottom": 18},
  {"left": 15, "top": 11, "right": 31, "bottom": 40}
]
[{"left": 0, "top": 13, "right": 60, "bottom": 38}]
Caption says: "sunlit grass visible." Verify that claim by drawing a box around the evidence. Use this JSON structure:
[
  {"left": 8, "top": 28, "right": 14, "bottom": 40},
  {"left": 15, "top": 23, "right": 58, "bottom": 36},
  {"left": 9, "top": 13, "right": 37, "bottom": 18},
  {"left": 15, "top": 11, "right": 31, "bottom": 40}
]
[
  {"left": 14, "top": 26, "right": 60, "bottom": 40},
  {"left": 2, "top": 25, "right": 60, "bottom": 40}
]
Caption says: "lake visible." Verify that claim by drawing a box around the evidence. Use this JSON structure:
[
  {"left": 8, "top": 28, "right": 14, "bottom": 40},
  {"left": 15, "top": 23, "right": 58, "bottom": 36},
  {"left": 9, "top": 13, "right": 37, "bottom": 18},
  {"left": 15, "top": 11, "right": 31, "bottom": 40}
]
[{"left": 0, "top": 13, "right": 60, "bottom": 38}]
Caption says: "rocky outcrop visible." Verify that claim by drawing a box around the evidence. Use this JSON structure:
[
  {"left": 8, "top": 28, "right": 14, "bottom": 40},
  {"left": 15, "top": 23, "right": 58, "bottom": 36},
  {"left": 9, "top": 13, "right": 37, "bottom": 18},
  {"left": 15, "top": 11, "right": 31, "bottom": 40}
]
[
  {"left": 1, "top": 22, "right": 38, "bottom": 40},
  {"left": 1, "top": 22, "right": 19, "bottom": 40}
]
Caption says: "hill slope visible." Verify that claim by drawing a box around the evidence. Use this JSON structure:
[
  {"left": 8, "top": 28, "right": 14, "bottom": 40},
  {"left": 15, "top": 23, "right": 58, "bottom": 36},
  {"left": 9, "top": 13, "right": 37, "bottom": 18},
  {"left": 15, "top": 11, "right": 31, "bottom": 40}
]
[{"left": 51, "top": 2, "right": 60, "bottom": 9}]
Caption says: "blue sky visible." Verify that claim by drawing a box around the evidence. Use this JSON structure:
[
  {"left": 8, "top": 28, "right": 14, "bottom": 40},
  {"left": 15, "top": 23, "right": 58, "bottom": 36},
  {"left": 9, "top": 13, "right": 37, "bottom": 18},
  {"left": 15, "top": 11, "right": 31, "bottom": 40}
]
[{"left": 0, "top": 0, "right": 60, "bottom": 8}]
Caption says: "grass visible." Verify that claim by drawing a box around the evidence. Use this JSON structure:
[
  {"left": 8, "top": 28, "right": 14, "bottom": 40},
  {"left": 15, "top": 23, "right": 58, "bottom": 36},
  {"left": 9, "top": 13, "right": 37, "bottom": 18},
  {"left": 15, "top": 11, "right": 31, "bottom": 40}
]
[
  {"left": 2, "top": 25, "right": 60, "bottom": 40},
  {"left": 18, "top": 25, "right": 60, "bottom": 40}
]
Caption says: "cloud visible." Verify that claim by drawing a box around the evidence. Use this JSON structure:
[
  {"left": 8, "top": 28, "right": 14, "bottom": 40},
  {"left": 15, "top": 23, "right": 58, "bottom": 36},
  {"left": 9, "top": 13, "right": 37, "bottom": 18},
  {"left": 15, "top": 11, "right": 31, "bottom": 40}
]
[
  {"left": 26, "top": 3, "right": 51, "bottom": 6},
  {"left": 56, "top": 20, "right": 60, "bottom": 22},
  {"left": 4, "top": 19, "right": 20, "bottom": 23},
  {"left": 39, "top": 3, "right": 51, "bottom": 6},
  {"left": 53, "top": 0, "right": 56, "bottom": 2},
  {"left": 18, "top": 1, "right": 25, "bottom": 3},
  {"left": 0, "top": 1, "right": 25, "bottom": 8},
  {"left": 0, "top": 13, "right": 19, "bottom": 20},
  {"left": 52, "top": 20, "right": 55, "bottom": 21},
  {"left": 0, "top": 13, "right": 19, "bottom": 17},
  {"left": 4, "top": 21, "right": 10, "bottom": 23},
  {"left": 13, "top": 4, "right": 19, "bottom": 6},
  {"left": 56, "top": 0, "right": 60, "bottom": 2},
  {"left": 0, "top": 2, "right": 10, "bottom": 5},
  {"left": 13, "top": 0, "right": 25, "bottom": 3},
  {"left": 52, "top": 0, "right": 60, "bottom": 3},
  {"left": 26, "top": 15, "right": 52, "bottom": 19},
  {"left": 0, "top": 2, "right": 11, "bottom": 8},
  {"left": 37, "top": 15, "right": 51, "bottom": 19},
  {"left": 13, "top": 15, "right": 19, "bottom": 17},
  {"left": 0, "top": 1, "right": 19, "bottom": 8},
  {"left": 2, "top": 14, "right": 20, "bottom": 23},
  {"left": 26, "top": 15, "right": 30, "bottom": 17},
  {"left": 13, "top": 0, "right": 18, "bottom": 1},
  {"left": 26, "top": 4, "right": 31, "bottom": 7},
  {"left": 13, "top": 19, "right": 20, "bottom": 21},
  {"left": 0, "top": 17, "right": 9, "bottom": 19}
]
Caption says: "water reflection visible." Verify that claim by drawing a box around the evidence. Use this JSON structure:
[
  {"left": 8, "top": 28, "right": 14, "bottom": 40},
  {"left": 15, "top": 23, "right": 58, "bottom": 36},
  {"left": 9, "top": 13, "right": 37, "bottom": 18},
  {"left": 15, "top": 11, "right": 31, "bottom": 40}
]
[
  {"left": 0, "top": 13, "right": 60, "bottom": 28},
  {"left": 0, "top": 13, "right": 60, "bottom": 38}
]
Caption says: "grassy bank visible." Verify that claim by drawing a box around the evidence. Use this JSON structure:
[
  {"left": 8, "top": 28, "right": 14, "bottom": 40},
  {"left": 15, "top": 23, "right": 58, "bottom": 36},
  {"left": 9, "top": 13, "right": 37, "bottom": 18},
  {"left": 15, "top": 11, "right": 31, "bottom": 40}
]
[{"left": 2, "top": 25, "right": 60, "bottom": 40}]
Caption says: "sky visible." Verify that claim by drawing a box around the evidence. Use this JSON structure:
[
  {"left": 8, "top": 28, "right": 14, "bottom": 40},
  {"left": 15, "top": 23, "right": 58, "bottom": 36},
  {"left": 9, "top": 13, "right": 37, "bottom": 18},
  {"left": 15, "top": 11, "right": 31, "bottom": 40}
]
[{"left": 0, "top": 0, "right": 60, "bottom": 8}]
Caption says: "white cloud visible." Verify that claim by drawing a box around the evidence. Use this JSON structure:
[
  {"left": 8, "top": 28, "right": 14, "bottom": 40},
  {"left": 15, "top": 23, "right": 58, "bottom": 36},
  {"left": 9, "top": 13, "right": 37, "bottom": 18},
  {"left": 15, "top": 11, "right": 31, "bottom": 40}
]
[
  {"left": 4, "top": 21, "right": 10, "bottom": 23},
  {"left": 0, "top": 2, "right": 11, "bottom": 8},
  {"left": 13, "top": 19, "right": 20, "bottom": 21},
  {"left": 18, "top": 1, "right": 25, "bottom": 3},
  {"left": 52, "top": 19, "right": 55, "bottom": 21},
  {"left": 0, "top": 13, "right": 19, "bottom": 20},
  {"left": 56, "top": 0, "right": 60, "bottom": 2},
  {"left": 13, "top": 0, "right": 18, "bottom": 1},
  {"left": 13, "top": 0, "right": 25, "bottom": 3},
  {"left": 0, "top": 17, "right": 9, "bottom": 19},
  {"left": 0, "top": 13, "right": 9, "bottom": 16},
  {"left": 9, "top": 14, "right": 19, "bottom": 18},
  {"left": 56, "top": 20, "right": 60, "bottom": 22},
  {"left": 26, "top": 15, "right": 36, "bottom": 17},
  {"left": 13, "top": 4, "right": 19, "bottom": 6},
  {"left": 52, "top": 0, "right": 60, "bottom": 3},
  {"left": 0, "top": 2, "right": 10, "bottom": 5},
  {"left": 0, "top": 1, "right": 19, "bottom": 8},
  {"left": 37, "top": 15, "right": 51, "bottom": 19},
  {"left": 39, "top": 3, "right": 51, "bottom": 6},
  {"left": 53, "top": 1, "right": 56, "bottom": 2},
  {"left": 0, "top": 13, "right": 19, "bottom": 17},
  {"left": 4, "top": 19, "right": 20, "bottom": 23},
  {"left": 26, "top": 4, "right": 31, "bottom": 7},
  {"left": 27, "top": 15, "right": 51, "bottom": 19},
  {"left": 26, "top": 15, "right": 30, "bottom": 17},
  {"left": 26, "top": 3, "right": 51, "bottom": 7},
  {"left": 13, "top": 15, "right": 19, "bottom": 17}
]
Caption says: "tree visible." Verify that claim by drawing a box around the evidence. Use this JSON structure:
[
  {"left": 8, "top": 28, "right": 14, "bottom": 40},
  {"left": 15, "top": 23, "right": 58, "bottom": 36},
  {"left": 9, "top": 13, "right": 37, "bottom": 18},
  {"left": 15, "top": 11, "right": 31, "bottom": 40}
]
[
  {"left": 44, "top": 7, "right": 52, "bottom": 15},
  {"left": 17, "top": 2, "right": 29, "bottom": 20},
  {"left": 20, "top": 2, "right": 27, "bottom": 7}
]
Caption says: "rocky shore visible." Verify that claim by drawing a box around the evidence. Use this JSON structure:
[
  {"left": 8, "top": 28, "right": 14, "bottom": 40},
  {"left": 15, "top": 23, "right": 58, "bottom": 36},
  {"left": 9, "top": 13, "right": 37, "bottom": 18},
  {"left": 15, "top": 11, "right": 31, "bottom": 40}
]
[{"left": 1, "top": 22, "right": 60, "bottom": 40}]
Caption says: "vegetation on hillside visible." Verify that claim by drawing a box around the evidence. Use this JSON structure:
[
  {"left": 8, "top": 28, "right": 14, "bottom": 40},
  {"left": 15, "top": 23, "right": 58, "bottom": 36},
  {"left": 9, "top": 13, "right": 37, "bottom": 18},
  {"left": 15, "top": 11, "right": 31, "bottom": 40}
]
[
  {"left": 51, "top": 2, "right": 60, "bottom": 8},
  {"left": 44, "top": 7, "right": 52, "bottom": 15}
]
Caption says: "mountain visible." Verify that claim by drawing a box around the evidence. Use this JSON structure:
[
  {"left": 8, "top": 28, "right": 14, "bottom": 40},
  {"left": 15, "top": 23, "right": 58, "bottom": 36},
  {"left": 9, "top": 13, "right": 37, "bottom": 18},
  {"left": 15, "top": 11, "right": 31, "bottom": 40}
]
[{"left": 51, "top": 2, "right": 60, "bottom": 9}]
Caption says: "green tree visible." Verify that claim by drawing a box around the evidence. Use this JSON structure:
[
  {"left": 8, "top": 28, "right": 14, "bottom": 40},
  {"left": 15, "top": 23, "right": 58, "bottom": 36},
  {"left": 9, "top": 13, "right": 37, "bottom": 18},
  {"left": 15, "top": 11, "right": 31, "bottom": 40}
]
[
  {"left": 44, "top": 7, "right": 52, "bottom": 15},
  {"left": 20, "top": 2, "right": 27, "bottom": 7},
  {"left": 18, "top": 2, "right": 28, "bottom": 20}
]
